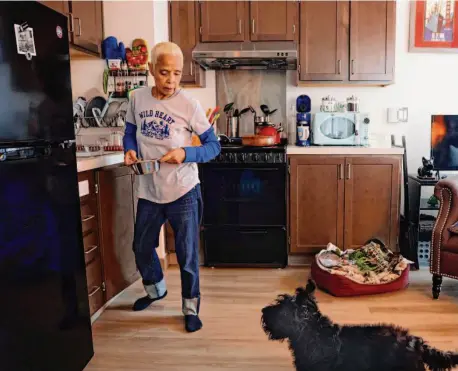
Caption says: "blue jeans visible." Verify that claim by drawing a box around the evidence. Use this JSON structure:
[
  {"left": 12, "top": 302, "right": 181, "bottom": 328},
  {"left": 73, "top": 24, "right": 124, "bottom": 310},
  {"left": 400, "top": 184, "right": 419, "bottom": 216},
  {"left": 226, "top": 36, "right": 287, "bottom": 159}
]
[{"left": 133, "top": 184, "right": 202, "bottom": 315}]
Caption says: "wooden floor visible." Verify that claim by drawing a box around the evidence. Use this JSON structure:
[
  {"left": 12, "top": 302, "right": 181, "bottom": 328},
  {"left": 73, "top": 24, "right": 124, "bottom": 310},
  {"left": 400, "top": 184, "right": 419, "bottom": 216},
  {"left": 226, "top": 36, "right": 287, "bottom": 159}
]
[{"left": 85, "top": 267, "right": 458, "bottom": 371}]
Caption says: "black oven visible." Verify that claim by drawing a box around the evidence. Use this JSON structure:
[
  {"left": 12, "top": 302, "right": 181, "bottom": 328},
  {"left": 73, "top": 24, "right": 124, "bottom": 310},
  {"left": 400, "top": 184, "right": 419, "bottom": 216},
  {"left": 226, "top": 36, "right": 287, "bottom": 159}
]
[{"left": 199, "top": 144, "right": 287, "bottom": 268}]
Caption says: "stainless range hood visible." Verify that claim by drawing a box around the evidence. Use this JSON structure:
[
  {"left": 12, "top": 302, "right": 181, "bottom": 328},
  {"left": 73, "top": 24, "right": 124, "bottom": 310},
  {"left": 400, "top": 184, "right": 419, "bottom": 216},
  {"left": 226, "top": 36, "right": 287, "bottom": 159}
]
[{"left": 192, "top": 41, "right": 297, "bottom": 71}]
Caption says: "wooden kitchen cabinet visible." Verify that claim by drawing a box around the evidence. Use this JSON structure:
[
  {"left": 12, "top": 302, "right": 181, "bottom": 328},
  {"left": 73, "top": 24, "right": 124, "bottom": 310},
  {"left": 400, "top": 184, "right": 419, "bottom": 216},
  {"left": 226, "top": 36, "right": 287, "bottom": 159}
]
[
  {"left": 343, "top": 156, "right": 400, "bottom": 250},
  {"left": 298, "top": 0, "right": 396, "bottom": 84},
  {"left": 77, "top": 170, "right": 105, "bottom": 317},
  {"left": 96, "top": 166, "right": 139, "bottom": 302},
  {"left": 40, "top": 1, "right": 69, "bottom": 15},
  {"left": 200, "top": 1, "right": 246, "bottom": 42},
  {"left": 70, "top": 1, "right": 103, "bottom": 56},
  {"left": 349, "top": 0, "right": 396, "bottom": 81},
  {"left": 40, "top": 0, "right": 103, "bottom": 58},
  {"left": 77, "top": 165, "right": 139, "bottom": 320},
  {"left": 299, "top": 1, "right": 349, "bottom": 81},
  {"left": 289, "top": 156, "right": 344, "bottom": 254},
  {"left": 169, "top": 1, "right": 205, "bottom": 87},
  {"left": 197, "top": 1, "right": 297, "bottom": 42},
  {"left": 289, "top": 155, "right": 401, "bottom": 255},
  {"left": 249, "top": 1, "right": 298, "bottom": 41}
]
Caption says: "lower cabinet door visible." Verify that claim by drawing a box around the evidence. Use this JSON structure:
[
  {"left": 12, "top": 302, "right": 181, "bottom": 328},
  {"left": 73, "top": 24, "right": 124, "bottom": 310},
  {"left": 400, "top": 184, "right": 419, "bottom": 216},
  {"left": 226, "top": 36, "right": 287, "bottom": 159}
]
[
  {"left": 343, "top": 156, "right": 401, "bottom": 250},
  {"left": 289, "top": 156, "right": 345, "bottom": 254},
  {"left": 97, "top": 167, "right": 139, "bottom": 302}
]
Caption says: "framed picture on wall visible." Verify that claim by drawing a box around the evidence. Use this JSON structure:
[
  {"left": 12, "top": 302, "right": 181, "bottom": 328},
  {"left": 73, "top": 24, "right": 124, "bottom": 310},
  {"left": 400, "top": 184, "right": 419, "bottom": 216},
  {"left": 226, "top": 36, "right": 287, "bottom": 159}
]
[{"left": 409, "top": 0, "right": 458, "bottom": 52}]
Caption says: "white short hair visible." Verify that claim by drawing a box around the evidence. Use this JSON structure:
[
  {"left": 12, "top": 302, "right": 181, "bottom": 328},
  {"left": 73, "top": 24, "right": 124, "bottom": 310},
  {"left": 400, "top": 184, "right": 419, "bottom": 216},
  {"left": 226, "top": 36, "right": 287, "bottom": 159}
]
[{"left": 150, "top": 42, "right": 183, "bottom": 66}]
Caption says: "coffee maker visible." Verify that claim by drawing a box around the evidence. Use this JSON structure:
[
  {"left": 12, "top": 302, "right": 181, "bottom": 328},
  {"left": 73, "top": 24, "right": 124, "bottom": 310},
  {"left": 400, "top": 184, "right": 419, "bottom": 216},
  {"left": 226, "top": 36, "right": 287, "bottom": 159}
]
[{"left": 296, "top": 95, "right": 311, "bottom": 146}]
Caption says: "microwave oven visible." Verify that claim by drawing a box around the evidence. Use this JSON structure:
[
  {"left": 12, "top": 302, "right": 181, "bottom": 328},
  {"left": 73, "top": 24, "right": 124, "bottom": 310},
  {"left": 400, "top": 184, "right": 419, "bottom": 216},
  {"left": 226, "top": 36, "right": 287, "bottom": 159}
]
[{"left": 311, "top": 112, "right": 370, "bottom": 146}]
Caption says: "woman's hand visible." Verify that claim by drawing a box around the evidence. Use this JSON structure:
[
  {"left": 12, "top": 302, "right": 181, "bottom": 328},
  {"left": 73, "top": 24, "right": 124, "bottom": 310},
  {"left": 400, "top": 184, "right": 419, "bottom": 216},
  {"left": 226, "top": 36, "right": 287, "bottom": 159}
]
[
  {"left": 124, "top": 150, "right": 138, "bottom": 165},
  {"left": 160, "top": 148, "right": 186, "bottom": 164}
]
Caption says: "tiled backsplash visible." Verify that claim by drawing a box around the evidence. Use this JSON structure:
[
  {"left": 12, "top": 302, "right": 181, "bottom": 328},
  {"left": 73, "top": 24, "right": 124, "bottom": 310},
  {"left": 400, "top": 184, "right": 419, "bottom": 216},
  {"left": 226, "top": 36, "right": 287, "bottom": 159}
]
[{"left": 215, "top": 70, "right": 287, "bottom": 136}]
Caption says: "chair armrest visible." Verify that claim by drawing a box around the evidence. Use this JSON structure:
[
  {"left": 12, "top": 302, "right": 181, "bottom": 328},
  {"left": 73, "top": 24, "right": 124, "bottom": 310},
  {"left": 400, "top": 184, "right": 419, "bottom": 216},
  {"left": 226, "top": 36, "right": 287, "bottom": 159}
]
[{"left": 431, "top": 177, "right": 458, "bottom": 273}]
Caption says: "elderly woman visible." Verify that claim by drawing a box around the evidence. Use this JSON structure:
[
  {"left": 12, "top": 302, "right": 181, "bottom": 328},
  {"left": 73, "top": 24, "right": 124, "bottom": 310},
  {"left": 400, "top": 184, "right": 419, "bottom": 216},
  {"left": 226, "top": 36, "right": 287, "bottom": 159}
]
[{"left": 123, "top": 42, "right": 220, "bottom": 332}]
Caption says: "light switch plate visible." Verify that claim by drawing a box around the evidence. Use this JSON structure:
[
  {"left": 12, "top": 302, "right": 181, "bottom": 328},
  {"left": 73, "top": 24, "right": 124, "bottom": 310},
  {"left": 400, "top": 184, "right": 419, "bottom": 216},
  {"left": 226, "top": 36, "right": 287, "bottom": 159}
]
[{"left": 387, "top": 107, "right": 408, "bottom": 123}]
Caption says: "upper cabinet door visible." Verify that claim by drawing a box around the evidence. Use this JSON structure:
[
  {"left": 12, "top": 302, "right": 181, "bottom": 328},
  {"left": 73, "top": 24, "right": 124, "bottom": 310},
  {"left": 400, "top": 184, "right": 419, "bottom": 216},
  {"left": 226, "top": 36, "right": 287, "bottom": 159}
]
[
  {"left": 39, "top": 1, "right": 69, "bottom": 15},
  {"left": 200, "top": 1, "right": 246, "bottom": 42},
  {"left": 299, "top": 1, "right": 349, "bottom": 81},
  {"left": 349, "top": 0, "right": 396, "bottom": 81},
  {"left": 250, "top": 1, "right": 298, "bottom": 41},
  {"left": 70, "top": 1, "right": 103, "bottom": 55},
  {"left": 169, "top": 1, "right": 199, "bottom": 84}
]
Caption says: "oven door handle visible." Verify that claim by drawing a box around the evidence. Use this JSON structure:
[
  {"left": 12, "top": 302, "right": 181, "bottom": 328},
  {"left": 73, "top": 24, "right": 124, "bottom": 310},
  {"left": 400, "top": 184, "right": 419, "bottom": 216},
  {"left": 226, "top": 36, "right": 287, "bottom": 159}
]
[{"left": 239, "top": 230, "right": 268, "bottom": 235}]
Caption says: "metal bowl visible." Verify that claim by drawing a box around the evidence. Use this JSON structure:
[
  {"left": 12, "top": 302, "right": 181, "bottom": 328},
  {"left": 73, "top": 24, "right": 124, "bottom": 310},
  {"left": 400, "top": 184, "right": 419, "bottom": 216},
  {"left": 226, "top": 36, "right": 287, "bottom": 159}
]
[{"left": 130, "top": 159, "right": 160, "bottom": 175}]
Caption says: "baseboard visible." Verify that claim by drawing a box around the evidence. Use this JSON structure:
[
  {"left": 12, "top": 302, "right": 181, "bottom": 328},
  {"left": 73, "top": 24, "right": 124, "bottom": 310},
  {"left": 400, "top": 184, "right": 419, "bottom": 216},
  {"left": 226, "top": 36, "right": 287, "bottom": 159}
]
[{"left": 288, "top": 254, "right": 313, "bottom": 266}]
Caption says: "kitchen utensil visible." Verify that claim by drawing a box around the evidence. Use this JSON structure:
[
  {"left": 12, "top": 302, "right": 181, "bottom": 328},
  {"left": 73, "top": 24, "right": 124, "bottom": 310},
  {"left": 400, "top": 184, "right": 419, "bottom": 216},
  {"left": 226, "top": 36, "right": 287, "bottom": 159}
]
[
  {"left": 242, "top": 135, "right": 276, "bottom": 147},
  {"left": 130, "top": 159, "right": 160, "bottom": 175},
  {"left": 208, "top": 106, "right": 220, "bottom": 123},
  {"left": 238, "top": 107, "right": 250, "bottom": 117},
  {"left": 211, "top": 113, "right": 220, "bottom": 126},
  {"left": 224, "top": 102, "right": 234, "bottom": 113},
  {"left": 260, "top": 104, "right": 270, "bottom": 115},
  {"left": 226, "top": 116, "right": 239, "bottom": 137}
]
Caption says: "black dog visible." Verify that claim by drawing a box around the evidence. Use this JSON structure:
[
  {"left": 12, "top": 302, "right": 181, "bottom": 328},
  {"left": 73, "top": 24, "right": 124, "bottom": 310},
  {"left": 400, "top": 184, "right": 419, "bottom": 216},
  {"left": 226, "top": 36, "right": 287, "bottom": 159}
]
[{"left": 261, "top": 279, "right": 458, "bottom": 371}]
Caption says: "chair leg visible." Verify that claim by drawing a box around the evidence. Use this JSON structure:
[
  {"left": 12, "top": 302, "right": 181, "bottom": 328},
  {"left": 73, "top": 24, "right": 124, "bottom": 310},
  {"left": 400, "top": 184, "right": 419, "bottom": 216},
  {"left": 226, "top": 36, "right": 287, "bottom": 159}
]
[{"left": 432, "top": 274, "right": 443, "bottom": 299}]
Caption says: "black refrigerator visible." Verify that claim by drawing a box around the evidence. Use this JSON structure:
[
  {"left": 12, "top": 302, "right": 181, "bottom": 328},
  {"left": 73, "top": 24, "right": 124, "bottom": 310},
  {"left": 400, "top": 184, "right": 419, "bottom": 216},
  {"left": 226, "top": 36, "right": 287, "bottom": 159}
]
[{"left": 0, "top": 2, "right": 94, "bottom": 371}]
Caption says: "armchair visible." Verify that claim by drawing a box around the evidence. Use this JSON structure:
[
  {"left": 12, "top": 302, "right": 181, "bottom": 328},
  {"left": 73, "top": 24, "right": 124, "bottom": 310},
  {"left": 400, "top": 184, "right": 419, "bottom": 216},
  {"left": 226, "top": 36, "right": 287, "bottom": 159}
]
[{"left": 430, "top": 177, "right": 458, "bottom": 298}]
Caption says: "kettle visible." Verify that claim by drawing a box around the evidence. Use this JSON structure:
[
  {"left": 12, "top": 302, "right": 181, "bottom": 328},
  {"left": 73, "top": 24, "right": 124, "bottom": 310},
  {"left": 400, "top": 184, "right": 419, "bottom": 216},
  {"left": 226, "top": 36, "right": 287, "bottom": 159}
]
[{"left": 257, "top": 123, "right": 282, "bottom": 144}]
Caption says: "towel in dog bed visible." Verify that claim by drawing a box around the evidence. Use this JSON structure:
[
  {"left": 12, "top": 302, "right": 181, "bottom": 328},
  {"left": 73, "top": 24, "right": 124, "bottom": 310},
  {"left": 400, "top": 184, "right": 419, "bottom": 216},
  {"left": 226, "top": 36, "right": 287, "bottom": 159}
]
[{"left": 311, "top": 239, "right": 411, "bottom": 297}]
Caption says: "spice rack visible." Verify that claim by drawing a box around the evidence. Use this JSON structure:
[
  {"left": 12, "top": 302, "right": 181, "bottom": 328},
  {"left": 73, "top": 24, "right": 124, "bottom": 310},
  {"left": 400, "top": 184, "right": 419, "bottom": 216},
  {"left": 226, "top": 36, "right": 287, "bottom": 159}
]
[{"left": 105, "top": 69, "right": 149, "bottom": 99}]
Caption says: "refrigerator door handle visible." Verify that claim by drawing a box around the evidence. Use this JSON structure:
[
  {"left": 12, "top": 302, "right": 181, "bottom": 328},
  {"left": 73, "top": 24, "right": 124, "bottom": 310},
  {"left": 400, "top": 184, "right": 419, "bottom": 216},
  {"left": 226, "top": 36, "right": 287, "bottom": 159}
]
[
  {"left": 75, "top": 17, "right": 82, "bottom": 36},
  {"left": 68, "top": 13, "right": 74, "bottom": 33}
]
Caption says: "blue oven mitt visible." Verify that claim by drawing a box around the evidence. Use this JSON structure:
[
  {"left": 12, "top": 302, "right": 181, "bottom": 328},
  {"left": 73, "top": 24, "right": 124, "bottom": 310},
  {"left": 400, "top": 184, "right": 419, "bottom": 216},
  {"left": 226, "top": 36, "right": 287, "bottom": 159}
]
[{"left": 102, "top": 36, "right": 126, "bottom": 60}]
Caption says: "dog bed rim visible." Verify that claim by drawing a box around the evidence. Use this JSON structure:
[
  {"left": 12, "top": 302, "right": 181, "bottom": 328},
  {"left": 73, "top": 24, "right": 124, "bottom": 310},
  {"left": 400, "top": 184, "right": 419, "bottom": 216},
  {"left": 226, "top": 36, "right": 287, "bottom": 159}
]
[{"left": 314, "top": 256, "right": 410, "bottom": 286}]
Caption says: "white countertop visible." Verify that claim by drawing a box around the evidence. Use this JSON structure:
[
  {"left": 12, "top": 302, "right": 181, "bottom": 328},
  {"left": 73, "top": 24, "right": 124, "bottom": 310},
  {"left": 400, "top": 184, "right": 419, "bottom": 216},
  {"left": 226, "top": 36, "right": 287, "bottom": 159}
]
[
  {"left": 77, "top": 152, "right": 125, "bottom": 172},
  {"left": 287, "top": 144, "right": 404, "bottom": 155}
]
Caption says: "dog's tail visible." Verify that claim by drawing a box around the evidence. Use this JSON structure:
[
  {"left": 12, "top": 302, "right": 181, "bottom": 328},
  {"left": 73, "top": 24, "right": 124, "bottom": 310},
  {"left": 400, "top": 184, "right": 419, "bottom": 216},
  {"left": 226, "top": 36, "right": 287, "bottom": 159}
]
[{"left": 418, "top": 339, "right": 458, "bottom": 371}]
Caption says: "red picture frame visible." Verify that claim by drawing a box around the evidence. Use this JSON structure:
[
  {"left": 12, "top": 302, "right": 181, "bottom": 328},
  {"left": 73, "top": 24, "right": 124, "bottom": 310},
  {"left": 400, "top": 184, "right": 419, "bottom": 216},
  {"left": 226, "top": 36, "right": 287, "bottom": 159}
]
[{"left": 409, "top": 0, "right": 458, "bottom": 52}]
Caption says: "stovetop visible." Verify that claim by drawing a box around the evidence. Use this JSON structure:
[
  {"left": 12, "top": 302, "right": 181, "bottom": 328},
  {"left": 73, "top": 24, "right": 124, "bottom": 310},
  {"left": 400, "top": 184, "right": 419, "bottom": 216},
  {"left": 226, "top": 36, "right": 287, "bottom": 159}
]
[
  {"left": 213, "top": 141, "right": 287, "bottom": 164},
  {"left": 220, "top": 143, "right": 286, "bottom": 152}
]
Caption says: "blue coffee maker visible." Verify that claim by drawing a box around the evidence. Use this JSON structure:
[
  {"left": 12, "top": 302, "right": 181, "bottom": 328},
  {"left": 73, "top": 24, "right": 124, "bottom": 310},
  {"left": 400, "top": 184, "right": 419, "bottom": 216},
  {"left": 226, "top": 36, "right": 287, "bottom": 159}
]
[{"left": 296, "top": 95, "right": 311, "bottom": 146}]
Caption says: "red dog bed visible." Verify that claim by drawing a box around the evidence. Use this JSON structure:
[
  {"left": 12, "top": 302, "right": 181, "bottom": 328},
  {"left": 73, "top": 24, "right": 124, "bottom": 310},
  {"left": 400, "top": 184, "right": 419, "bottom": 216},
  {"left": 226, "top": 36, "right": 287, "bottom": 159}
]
[{"left": 311, "top": 258, "right": 410, "bottom": 297}]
